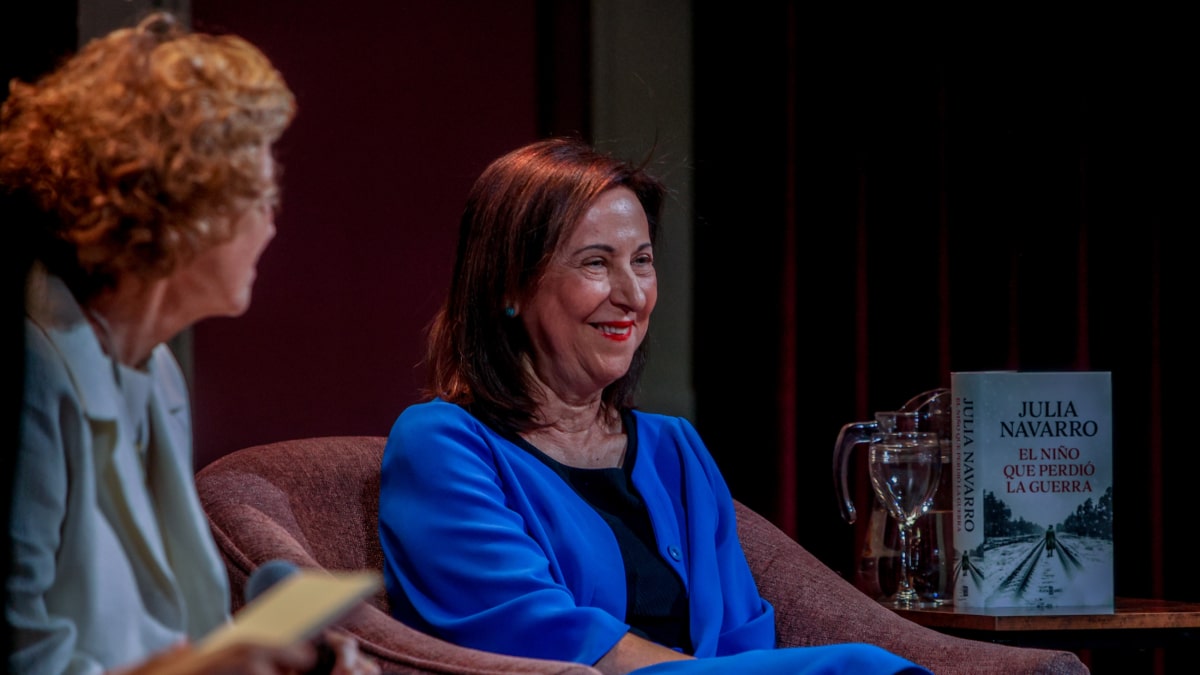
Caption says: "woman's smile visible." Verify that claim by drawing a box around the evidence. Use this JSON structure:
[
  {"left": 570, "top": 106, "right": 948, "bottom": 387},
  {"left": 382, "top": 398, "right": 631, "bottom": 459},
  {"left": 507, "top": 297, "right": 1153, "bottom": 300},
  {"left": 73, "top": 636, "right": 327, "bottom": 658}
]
[{"left": 595, "top": 321, "right": 635, "bottom": 341}]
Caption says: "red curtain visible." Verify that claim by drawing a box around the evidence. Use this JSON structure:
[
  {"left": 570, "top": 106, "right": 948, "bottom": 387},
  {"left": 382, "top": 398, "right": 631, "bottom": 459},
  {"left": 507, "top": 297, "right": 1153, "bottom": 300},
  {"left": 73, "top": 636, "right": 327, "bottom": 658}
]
[{"left": 693, "top": 6, "right": 1194, "bottom": 673}]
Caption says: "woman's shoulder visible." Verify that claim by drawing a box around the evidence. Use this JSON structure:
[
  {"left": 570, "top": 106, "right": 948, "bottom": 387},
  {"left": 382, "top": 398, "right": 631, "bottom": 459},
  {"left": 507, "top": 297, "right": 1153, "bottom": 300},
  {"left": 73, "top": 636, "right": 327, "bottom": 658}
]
[
  {"left": 389, "top": 398, "right": 500, "bottom": 449},
  {"left": 23, "top": 301, "right": 118, "bottom": 420},
  {"left": 147, "top": 343, "right": 188, "bottom": 404},
  {"left": 384, "top": 399, "right": 512, "bottom": 480},
  {"left": 628, "top": 408, "right": 699, "bottom": 434},
  {"left": 396, "top": 397, "right": 474, "bottom": 428}
]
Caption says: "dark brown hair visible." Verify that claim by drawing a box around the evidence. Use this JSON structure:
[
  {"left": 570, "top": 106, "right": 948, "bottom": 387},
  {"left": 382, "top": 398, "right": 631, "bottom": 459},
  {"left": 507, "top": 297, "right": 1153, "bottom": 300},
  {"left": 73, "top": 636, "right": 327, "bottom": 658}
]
[{"left": 425, "top": 137, "right": 667, "bottom": 433}]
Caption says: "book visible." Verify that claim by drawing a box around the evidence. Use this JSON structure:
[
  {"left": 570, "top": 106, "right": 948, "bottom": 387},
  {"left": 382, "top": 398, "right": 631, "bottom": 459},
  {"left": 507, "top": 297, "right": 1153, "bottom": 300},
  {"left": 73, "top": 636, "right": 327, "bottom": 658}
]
[
  {"left": 950, "top": 371, "right": 1113, "bottom": 613},
  {"left": 198, "top": 569, "right": 381, "bottom": 653}
]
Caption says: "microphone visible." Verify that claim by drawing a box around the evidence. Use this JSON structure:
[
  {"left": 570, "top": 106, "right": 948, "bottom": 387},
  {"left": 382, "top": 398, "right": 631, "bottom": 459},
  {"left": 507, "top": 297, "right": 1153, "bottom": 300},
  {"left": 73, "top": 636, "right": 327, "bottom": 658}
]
[
  {"left": 244, "top": 559, "right": 336, "bottom": 674},
  {"left": 245, "top": 559, "right": 301, "bottom": 603}
]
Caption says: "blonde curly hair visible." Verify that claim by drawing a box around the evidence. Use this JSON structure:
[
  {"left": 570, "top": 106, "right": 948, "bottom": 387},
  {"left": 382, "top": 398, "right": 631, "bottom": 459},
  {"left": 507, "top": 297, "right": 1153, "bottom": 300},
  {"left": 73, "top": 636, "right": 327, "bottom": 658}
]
[{"left": 0, "top": 12, "right": 296, "bottom": 297}]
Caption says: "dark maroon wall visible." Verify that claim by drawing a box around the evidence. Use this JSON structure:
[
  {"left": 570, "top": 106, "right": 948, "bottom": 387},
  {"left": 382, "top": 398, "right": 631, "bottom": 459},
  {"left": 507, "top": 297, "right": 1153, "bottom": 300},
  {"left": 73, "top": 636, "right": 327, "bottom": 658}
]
[{"left": 189, "top": 3, "right": 544, "bottom": 467}]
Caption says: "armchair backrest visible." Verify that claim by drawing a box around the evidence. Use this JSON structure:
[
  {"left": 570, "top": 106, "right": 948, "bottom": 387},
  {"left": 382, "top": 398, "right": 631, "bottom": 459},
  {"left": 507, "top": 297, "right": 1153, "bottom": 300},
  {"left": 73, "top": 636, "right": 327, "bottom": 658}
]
[
  {"left": 197, "top": 435, "right": 1088, "bottom": 675},
  {"left": 197, "top": 435, "right": 390, "bottom": 612},
  {"left": 197, "top": 435, "right": 596, "bottom": 674}
]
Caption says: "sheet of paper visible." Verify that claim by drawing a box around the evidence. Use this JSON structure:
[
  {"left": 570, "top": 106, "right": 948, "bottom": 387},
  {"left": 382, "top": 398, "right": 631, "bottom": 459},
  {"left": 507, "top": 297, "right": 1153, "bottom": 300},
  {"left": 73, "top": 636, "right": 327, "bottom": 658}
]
[{"left": 199, "top": 569, "right": 381, "bottom": 653}]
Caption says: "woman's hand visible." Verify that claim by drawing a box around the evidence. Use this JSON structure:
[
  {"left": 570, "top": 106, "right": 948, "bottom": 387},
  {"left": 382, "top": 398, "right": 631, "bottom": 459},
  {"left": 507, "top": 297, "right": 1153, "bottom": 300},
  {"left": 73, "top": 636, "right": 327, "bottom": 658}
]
[
  {"left": 322, "top": 629, "right": 381, "bottom": 675},
  {"left": 106, "top": 630, "right": 378, "bottom": 675},
  {"left": 593, "top": 632, "right": 692, "bottom": 675},
  {"left": 108, "top": 639, "right": 318, "bottom": 675}
]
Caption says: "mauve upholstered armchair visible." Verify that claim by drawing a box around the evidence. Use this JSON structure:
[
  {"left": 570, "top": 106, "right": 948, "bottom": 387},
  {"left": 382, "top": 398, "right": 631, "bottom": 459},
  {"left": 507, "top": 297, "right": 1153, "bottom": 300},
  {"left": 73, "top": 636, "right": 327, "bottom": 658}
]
[{"left": 195, "top": 435, "right": 1089, "bottom": 675}]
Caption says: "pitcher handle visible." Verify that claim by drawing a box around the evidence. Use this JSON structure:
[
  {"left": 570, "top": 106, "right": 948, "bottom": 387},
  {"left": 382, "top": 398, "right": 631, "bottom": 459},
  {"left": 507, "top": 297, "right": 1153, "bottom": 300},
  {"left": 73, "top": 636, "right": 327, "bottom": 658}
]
[{"left": 833, "top": 421, "right": 877, "bottom": 524}]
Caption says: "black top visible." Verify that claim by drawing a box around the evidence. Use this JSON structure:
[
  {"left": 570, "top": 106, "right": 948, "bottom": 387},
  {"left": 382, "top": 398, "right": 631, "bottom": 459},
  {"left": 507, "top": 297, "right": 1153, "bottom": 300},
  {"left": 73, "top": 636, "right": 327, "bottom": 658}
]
[{"left": 506, "top": 410, "right": 692, "bottom": 652}]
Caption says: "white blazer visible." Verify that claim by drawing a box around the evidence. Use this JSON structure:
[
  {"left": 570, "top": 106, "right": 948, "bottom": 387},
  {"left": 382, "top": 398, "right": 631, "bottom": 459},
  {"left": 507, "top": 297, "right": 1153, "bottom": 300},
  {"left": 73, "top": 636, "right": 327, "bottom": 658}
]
[{"left": 8, "top": 268, "right": 230, "bottom": 674}]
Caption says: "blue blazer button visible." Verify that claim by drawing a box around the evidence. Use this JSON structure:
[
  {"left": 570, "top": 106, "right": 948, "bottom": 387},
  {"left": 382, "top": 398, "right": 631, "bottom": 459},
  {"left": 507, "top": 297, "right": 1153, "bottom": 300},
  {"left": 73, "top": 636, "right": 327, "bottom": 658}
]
[{"left": 667, "top": 545, "right": 682, "bottom": 561}]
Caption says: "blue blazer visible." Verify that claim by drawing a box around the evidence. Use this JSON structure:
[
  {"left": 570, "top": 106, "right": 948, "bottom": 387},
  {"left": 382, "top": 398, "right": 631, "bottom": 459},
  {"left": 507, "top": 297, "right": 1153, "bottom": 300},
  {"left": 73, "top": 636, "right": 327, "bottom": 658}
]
[{"left": 378, "top": 399, "right": 775, "bottom": 665}]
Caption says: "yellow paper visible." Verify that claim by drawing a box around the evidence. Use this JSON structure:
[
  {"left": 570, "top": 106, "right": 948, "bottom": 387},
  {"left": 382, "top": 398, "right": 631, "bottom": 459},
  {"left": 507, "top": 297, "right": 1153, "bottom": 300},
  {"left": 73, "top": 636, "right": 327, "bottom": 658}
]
[{"left": 199, "top": 569, "right": 381, "bottom": 653}]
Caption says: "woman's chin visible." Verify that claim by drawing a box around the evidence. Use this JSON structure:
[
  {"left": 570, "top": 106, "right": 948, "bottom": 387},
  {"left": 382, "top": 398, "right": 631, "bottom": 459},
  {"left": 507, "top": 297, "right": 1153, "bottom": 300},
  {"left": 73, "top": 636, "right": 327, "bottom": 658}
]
[{"left": 222, "top": 291, "right": 254, "bottom": 318}]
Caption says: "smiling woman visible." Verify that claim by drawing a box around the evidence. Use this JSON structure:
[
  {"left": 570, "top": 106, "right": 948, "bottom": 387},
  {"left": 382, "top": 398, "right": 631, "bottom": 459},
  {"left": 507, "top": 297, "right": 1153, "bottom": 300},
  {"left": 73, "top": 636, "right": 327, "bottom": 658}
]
[
  {"left": 517, "top": 185, "right": 658, "bottom": 439},
  {"left": 377, "top": 137, "right": 932, "bottom": 675}
]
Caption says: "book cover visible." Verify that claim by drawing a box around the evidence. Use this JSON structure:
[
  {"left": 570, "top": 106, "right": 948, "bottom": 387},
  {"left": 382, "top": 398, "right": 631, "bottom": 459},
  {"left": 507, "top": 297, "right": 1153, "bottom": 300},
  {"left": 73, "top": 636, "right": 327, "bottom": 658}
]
[{"left": 950, "top": 371, "right": 1113, "bottom": 612}]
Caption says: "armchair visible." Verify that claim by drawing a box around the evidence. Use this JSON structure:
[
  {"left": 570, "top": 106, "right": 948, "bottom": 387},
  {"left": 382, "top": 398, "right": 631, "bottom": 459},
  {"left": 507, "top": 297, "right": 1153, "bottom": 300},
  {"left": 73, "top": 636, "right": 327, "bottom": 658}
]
[{"left": 195, "top": 435, "right": 1088, "bottom": 674}]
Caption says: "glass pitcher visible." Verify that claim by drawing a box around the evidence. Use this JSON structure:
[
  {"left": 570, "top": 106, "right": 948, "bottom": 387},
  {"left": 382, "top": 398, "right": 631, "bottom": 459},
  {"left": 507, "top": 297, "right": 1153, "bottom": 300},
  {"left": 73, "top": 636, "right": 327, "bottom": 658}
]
[{"left": 833, "top": 388, "right": 953, "bottom": 604}]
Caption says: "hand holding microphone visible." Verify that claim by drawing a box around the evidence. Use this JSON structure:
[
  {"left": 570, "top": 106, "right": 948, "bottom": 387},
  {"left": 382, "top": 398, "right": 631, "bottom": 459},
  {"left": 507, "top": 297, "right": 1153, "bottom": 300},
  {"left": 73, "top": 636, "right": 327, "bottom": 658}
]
[{"left": 243, "top": 560, "right": 379, "bottom": 675}]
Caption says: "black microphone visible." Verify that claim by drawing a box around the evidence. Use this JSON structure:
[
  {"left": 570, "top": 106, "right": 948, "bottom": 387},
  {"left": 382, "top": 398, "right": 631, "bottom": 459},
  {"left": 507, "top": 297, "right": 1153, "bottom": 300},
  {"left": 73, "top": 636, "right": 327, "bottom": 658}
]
[{"left": 244, "top": 559, "right": 336, "bottom": 674}]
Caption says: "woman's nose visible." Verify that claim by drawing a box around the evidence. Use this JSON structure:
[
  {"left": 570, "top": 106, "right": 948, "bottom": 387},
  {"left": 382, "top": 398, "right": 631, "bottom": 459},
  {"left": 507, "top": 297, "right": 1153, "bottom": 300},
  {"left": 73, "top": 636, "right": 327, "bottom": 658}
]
[{"left": 610, "top": 266, "right": 647, "bottom": 310}]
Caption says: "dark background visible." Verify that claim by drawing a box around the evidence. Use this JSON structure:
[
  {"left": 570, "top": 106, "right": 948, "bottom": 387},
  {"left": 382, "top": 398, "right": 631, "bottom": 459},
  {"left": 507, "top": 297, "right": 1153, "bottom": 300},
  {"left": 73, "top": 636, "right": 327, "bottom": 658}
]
[{"left": 5, "top": 2, "right": 1198, "bottom": 673}]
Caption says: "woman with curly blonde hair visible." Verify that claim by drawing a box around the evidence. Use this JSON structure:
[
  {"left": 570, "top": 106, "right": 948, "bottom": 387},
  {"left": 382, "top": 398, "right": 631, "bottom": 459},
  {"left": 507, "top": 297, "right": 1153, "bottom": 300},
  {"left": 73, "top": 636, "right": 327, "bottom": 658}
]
[{"left": 3, "top": 12, "right": 377, "bottom": 675}]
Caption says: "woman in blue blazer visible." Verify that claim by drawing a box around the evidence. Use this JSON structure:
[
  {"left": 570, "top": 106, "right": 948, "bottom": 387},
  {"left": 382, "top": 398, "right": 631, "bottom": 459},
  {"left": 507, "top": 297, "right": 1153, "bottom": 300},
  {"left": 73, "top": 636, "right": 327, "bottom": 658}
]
[{"left": 379, "top": 137, "right": 931, "bottom": 675}]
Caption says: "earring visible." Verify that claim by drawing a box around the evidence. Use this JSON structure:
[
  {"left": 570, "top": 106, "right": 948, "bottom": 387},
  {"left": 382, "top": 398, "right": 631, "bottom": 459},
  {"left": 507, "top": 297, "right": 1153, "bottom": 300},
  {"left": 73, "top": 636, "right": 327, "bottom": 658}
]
[{"left": 505, "top": 307, "right": 516, "bottom": 318}]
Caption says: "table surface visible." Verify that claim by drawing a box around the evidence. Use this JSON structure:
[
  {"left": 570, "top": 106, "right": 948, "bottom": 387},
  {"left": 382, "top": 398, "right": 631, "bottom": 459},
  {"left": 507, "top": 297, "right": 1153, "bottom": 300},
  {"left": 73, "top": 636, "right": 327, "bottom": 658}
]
[{"left": 891, "top": 597, "right": 1200, "bottom": 633}]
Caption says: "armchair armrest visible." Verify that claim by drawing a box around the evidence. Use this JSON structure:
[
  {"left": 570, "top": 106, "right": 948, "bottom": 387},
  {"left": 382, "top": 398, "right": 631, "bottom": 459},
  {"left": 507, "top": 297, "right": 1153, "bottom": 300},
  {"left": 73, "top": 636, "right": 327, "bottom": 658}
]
[{"left": 733, "top": 501, "right": 1089, "bottom": 675}]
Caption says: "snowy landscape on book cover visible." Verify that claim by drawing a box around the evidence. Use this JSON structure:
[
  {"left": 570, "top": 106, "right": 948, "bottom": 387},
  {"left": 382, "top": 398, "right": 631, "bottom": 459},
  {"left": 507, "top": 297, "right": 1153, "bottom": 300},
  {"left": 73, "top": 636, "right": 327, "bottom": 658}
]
[{"left": 951, "top": 371, "right": 1113, "bottom": 612}]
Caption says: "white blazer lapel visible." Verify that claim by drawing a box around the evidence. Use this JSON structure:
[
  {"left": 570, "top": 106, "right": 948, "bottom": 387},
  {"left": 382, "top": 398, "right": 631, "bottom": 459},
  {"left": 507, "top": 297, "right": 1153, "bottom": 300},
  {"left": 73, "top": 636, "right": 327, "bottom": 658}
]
[
  {"left": 144, "top": 346, "right": 231, "bottom": 637},
  {"left": 95, "top": 422, "right": 183, "bottom": 619}
]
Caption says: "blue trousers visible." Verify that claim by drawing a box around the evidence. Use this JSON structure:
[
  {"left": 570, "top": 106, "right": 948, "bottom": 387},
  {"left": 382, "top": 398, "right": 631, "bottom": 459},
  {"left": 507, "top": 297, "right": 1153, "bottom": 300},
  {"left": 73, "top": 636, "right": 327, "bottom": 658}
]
[{"left": 629, "top": 644, "right": 932, "bottom": 675}]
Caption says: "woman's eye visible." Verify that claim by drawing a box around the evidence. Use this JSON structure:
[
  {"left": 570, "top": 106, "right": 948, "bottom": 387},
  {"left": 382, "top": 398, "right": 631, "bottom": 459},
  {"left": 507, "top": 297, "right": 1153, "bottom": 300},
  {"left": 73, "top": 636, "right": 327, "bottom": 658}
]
[{"left": 634, "top": 254, "right": 654, "bottom": 266}]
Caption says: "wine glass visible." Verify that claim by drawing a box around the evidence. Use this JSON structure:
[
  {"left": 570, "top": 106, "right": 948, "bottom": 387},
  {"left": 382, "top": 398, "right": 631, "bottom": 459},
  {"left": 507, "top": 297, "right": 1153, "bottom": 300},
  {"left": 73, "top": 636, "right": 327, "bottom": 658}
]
[{"left": 868, "top": 430, "right": 943, "bottom": 608}]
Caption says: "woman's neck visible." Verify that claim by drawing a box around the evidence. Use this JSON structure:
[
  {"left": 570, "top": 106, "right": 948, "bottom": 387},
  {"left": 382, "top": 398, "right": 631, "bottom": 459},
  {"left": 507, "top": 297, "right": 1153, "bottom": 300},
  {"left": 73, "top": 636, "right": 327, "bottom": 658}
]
[
  {"left": 521, "top": 393, "right": 625, "bottom": 469},
  {"left": 85, "top": 277, "right": 186, "bottom": 368}
]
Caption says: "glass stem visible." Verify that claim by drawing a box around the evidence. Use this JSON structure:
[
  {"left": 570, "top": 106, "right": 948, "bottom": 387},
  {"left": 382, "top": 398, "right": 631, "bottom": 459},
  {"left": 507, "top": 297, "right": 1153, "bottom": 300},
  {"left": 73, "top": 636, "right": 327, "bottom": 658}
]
[{"left": 897, "top": 523, "right": 918, "bottom": 602}]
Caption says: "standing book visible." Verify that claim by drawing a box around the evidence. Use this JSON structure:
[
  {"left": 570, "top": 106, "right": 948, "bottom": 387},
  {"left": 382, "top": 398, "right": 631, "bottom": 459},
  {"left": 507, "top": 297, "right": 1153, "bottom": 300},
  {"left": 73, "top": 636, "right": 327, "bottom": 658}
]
[{"left": 950, "top": 371, "right": 1113, "bottom": 612}]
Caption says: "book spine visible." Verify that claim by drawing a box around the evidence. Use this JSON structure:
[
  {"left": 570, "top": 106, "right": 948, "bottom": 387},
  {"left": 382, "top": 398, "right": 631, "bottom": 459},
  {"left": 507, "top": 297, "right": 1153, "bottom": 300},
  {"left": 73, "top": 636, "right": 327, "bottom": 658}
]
[{"left": 951, "top": 372, "right": 985, "bottom": 608}]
